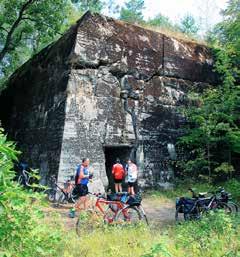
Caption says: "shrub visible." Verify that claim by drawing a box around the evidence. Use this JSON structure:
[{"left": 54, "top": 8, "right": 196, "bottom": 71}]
[
  {"left": 223, "top": 178, "right": 240, "bottom": 202},
  {"left": 142, "top": 212, "right": 240, "bottom": 257},
  {"left": 0, "top": 128, "right": 64, "bottom": 257}
]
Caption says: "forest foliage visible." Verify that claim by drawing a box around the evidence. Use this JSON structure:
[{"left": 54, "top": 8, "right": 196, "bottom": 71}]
[
  {"left": 176, "top": 0, "right": 240, "bottom": 182},
  {"left": 0, "top": 128, "right": 65, "bottom": 256}
]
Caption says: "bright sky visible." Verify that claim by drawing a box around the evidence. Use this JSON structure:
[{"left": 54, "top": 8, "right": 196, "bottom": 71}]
[{"left": 105, "top": 0, "right": 228, "bottom": 33}]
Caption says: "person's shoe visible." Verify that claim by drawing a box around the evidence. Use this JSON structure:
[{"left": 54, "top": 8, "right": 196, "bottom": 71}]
[{"left": 69, "top": 208, "right": 75, "bottom": 218}]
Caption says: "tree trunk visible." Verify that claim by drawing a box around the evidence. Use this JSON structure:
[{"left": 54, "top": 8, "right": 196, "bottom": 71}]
[
  {"left": 207, "top": 142, "right": 211, "bottom": 182},
  {"left": 0, "top": 0, "right": 35, "bottom": 62}
]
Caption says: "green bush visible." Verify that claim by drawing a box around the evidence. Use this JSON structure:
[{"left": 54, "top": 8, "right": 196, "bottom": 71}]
[
  {"left": 0, "top": 129, "right": 64, "bottom": 257},
  {"left": 223, "top": 179, "right": 240, "bottom": 202},
  {"left": 143, "top": 213, "right": 240, "bottom": 257}
]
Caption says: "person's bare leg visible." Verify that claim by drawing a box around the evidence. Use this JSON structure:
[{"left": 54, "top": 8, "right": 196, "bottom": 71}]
[
  {"left": 75, "top": 198, "right": 83, "bottom": 210},
  {"left": 115, "top": 183, "right": 118, "bottom": 193},
  {"left": 81, "top": 196, "right": 87, "bottom": 210},
  {"left": 119, "top": 184, "right": 122, "bottom": 192},
  {"left": 131, "top": 187, "right": 135, "bottom": 195},
  {"left": 128, "top": 186, "right": 131, "bottom": 194}
]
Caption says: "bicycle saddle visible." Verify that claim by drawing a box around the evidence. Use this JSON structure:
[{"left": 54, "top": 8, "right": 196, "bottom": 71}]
[{"left": 198, "top": 192, "right": 208, "bottom": 198}]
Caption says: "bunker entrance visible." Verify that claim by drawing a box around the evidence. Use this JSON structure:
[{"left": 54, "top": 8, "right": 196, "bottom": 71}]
[{"left": 104, "top": 145, "right": 132, "bottom": 191}]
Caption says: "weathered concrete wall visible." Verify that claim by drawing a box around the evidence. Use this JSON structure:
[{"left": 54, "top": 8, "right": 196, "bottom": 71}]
[
  {"left": 0, "top": 12, "right": 216, "bottom": 189},
  {"left": 0, "top": 22, "right": 78, "bottom": 184},
  {"left": 57, "top": 12, "right": 216, "bottom": 189}
]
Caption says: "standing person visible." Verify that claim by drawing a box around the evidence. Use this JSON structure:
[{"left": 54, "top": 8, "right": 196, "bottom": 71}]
[
  {"left": 74, "top": 158, "right": 92, "bottom": 210},
  {"left": 125, "top": 159, "right": 138, "bottom": 195},
  {"left": 112, "top": 158, "right": 125, "bottom": 193}
]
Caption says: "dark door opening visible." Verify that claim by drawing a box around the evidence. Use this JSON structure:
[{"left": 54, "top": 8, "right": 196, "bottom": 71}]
[{"left": 104, "top": 145, "right": 132, "bottom": 191}]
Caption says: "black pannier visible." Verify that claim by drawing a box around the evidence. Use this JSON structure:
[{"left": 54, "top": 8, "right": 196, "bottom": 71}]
[{"left": 127, "top": 193, "right": 142, "bottom": 206}]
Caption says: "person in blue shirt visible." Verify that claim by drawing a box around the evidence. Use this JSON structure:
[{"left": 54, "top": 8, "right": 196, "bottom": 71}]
[{"left": 75, "top": 158, "right": 92, "bottom": 210}]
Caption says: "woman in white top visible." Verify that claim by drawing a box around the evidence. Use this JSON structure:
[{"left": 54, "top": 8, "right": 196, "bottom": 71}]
[{"left": 125, "top": 159, "right": 138, "bottom": 195}]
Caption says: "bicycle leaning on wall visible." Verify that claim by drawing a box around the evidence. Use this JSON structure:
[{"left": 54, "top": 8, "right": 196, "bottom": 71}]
[{"left": 44, "top": 176, "right": 78, "bottom": 205}]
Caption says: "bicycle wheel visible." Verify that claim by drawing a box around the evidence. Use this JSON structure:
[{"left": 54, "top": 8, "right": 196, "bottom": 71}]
[
  {"left": 137, "top": 205, "right": 149, "bottom": 225},
  {"left": 44, "top": 189, "right": 57, "bottom": 202},
  {"left": 227, "top": 201, "right": 239, "bottom": 213},
  {"left": 57, "top": 192, "right": 66, "bottom": 205},
  {"left": 115, "top": 206, "right": 145, "bottom": 225},
  {"left": 70, "top": 187, "right": 79, "bottom": 203},
  {"left": 76, "top": 210, "right": 102, "bottom": 237},
  {"left": 18, "top": 175, "right": 24, "bottom": 185},
  {"left": 175, "top": 205, "right": 186, "bottom": 222},
  {"left": 176, "top": 205, "right": 200, "bottom": 222},
  {"left": 215, "top": 202, "right": 232, "bottom": 214}
]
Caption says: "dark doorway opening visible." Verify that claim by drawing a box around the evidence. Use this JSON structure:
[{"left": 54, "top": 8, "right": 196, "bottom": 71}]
[{"left": 104, "top": 145, "right": 132, "bottom": 191}]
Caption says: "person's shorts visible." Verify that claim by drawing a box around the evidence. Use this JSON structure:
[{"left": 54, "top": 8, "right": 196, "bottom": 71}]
[
  {"left": 114, "top": 178, "right": 123, "bottom": 183},
  {"left": 128, "top": 181, "right": 137, "bottom": 187},
  {"left": 76, "top": 184, "right": 88, "bottom": 197}
]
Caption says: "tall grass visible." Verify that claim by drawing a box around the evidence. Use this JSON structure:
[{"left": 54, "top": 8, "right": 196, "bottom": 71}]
[
  {"left": 57, "top": 211, "right": 240, "bottom": 257},
  {"left": 60, "top": 225, "right": 161, "bottom": 257}
]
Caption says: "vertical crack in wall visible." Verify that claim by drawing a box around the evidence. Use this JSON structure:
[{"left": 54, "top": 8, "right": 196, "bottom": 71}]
[{"left": 120, "top": 75, "right": 140, "bottom": 159}]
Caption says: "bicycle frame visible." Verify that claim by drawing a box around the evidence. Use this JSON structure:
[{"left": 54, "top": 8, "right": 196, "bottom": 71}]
[
  {"left": 50, "top": 176, "right": 75, "bottom": 198},
  {"left": 56, "top": 181, "right": 74, "bottom": 195},
  {"left": 186, "top": 195, "right": 219, "bottom": 215},
  {"left": 88, "top": 194, "right": 129, "bottom": 223},
  {"left": 18, "top": 169, "right": 31, "bottom": 186}
]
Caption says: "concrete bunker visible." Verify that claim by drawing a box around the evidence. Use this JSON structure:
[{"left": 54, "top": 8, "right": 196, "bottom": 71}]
[{"left": 0, "top": 12, "right": 217, "bottom": 190}]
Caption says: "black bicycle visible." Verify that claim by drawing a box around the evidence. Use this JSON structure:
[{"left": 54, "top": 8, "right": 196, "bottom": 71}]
[
  {"left": 44, "top": 176, "right": 78, "bottom": 205},
  {"left": 215, "top": 187, "right": 239, "bottom": 213},
  {"left": 175, "top": 189, "right": 232, "bottom": 222},
  {"left": 18, "top": 169, "right": 31, "bottom": 187}
]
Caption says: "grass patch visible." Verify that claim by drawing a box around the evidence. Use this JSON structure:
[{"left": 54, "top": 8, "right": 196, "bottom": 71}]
[
  {"left": 144, "top": 181, "right": 214, "bottom": 202},
  {"left": 144, "top": 179, "right": 240, "bottom": 203},
  {"left": 57, "top": 211, "right": 240, "bottom": 257},
  {"left": 61, "top": 224, "right": 161, "bottom": 257},
  {"left": 140, "top": 24, "right": 207, "bottom": 45}
]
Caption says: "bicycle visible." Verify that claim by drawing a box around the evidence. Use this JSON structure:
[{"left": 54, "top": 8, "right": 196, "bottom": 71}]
[
  {"left": 191, "top": 187, "right": 238, "bottom": 214},
  {"left": 215, "top": 187, "right": 239, "bottom": 213},
  {"left": 44, "top": 176, "right": 78, "bottom": 205},
  {"left": 76, "top": 192, "right": 148, "bottom": 237},
  {"left": 18, "top": 169, "right": 31, "bottom": 187},
  {"left": 175, "top": 190, "right": 232, "bottom": 222}
]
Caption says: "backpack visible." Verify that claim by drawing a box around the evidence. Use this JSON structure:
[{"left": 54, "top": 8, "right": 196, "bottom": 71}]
[{"left": 75, "top": 164, "right": 81, "bottom": 185}]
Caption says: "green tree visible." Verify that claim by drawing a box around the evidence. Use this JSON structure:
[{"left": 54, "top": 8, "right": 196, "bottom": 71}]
[
  {"left": 120, "top": 0, "right": 145, "bottom": 24},
  {"left": 147, "top": 13, "right": 174, "bottom": 29},
  {"left": 213, "top": 0, "right": 240, "bottom": 72},
  {"left": 178, "top": 1, "right": 240, "bottom": 181},
  {"left": 106, "top": 0, "right": 120, "bottom": 17},
  {"left": 179, "top": 85, "right": 240, "bottom": 181},
  {"left": 71, "top": 0, "right": 104, "bottom": 13},
  {"left": 179, "top": 14, "right": 199, "bottom": 35},
  {"left": 0, "top": 0, "right": 73, "bottom": 89}
]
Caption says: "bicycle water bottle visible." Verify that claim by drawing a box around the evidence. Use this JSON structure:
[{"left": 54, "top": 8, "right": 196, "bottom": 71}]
[{"left": 69, "top": 207, "right": 76, "bottom": 218}]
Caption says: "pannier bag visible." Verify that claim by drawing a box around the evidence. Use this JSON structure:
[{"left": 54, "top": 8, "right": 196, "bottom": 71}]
[
  {"left": 176, "top": 197, "right": 196, "bottom": 213},
  {"left": 127, "top": 193, "right": 142, "bottom": 206},
  {"left": 107, "top": 192, "right": 128, "bottom": 203}
]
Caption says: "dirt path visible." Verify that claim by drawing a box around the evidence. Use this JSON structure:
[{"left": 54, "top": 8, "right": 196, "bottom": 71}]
[
  {"left": 44, "top": 197, "right": 176, "bottom": 229},
  {"left": 142, "top": 199, "right": 175, "bottom": 226}
]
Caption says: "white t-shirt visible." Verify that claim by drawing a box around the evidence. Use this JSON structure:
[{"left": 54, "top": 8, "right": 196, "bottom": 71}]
[{"left": 127, "top": 163, "right": 138, "bottom": 183}]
